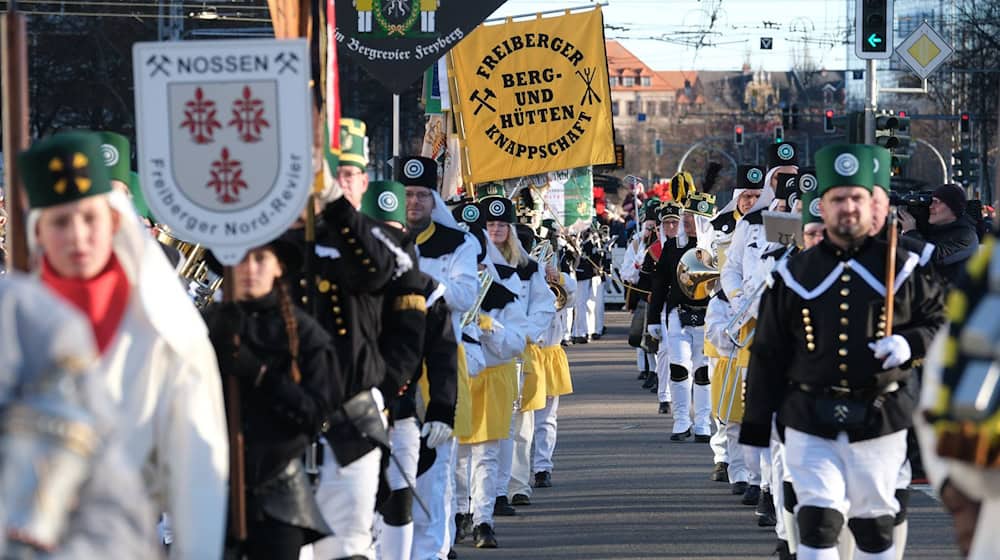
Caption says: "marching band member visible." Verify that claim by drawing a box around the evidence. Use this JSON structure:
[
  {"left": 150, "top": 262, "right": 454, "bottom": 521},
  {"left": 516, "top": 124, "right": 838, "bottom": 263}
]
[
  {"left": 648, "top": 191, "right": 712, "bottom": 442},
  {"left": 705, "top": 169, "right": 754, "bottom": 490},
  {"left": 454, "top": 208, "right": 529, "bottom": 548},
  {"left": 301, "top": 119, "right": 410, "bottom": 560},
  {"left": 18, "top": 130, "right": 229, "bottom": 559},
  {"left": 740, "top": 144, "right": 945, "bottom": 560},
  {"left": 622, "top": 200, "right": 661, "bottom": 387},
  {"left": 495, "top": 220, "right": 557, "bottom": 509},
  {"left": 647, "top": 203, "right": 682, "bottom": 407},
  {"left": 719, "top": 162, "right": 771, "bottom": 514},
  {"left": 400, "top": 156, "right": 480, "bottom": 560},
  {"left": 532, "top": 222, "right": 576, "bottom": 490},
  {"left": 355, "top": 179, "right": 431, "bottom": 560},
  {"left": 203, "top": 238, "right": 335, "bottom": 560},
  {"left": 0, "top": 273, "right": 158, "bottom": 559},
  {"left": 571, "top": 227, "right": 602, "bottom": 344}
]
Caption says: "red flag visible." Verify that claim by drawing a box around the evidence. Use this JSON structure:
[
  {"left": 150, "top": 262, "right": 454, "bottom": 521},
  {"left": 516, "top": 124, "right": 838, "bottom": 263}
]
[{"left": 326, "top": 0, "right": 340, "bottom": 160}]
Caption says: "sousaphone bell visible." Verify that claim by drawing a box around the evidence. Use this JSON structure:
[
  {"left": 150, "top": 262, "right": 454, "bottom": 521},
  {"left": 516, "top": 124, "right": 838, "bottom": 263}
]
[{"left": 677, "top": 248, "right": 719, "bottom": 300}]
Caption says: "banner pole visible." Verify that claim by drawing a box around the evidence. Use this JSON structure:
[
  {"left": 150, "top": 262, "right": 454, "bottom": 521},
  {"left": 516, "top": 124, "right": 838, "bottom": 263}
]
[
  {"left": 483, "top": 2, "right": 608, "bottom": 23},
  {"left": 393, "top": 93, "right": 401, "bottom": 158},
  {"left": 2, "top": 2, "right": 30, "bottom": 272}
]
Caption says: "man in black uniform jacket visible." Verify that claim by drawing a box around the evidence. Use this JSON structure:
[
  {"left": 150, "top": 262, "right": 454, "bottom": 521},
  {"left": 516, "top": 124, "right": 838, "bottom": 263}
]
[{"left": 739, "top": 144, "right": 946, "bottom": 560}]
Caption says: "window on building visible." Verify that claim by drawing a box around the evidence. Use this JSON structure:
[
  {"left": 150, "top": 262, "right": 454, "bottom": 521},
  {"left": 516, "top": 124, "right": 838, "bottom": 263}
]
[
  {"left": 641, "top": 76, "right": 652, "bottom": 87},
  {"left": 612, "top": 101, "right": 620, "bottom": 116},
  {"left": 623, "top": 76, "right": 635, "bottom": 87},
  {"left": 646, "top": 101, "right": 657, "bottom": 116},
  {"left": 660, "top": 101, "right": 672, "bottom": 116},
  {"left": 627, "top": 101, "right": 637, "bottom": 115}
]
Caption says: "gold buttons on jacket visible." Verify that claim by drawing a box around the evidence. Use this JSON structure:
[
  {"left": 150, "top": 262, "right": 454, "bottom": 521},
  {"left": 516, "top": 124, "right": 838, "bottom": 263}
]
[
  {"left": 802, "top": 308, "right": 815, "bottom": 352},
  {"left": 841, "top": 274, "right": 851, "bottom": 282},
  {"left": 801, "top": 308, "right": 811, "bottom": 317},
  {"left": 805, "top": 325, "right": 814, "bottom": 334},
  {"left": 838, "top": 348, "right": 848, "bottom": 357},
  {"left": 840, "top": 288, "right": 850, "bottom": 297},
  {"left": 354, "top": 248, "right": 363, "bottom": 256},
  {"left": 840, "top": 317, "right": 849, "bottom": 326},
  {"left": 839, "top": 364, "right": 848, "bottom": 373},
  {"left": 361, "top": 258, "right": 371, "bottom": 266},
  {"left": 341, "top": 227, "right": 350, "bottom": 235},
  {"left": 335, "top": 318, "right": 344, "bottom": 326},
  {"left": 806, "top": 334, "right": 815, "bottom": 342},
  {"left": 333, "top": 306, "right": 341, "bottom": 314},
  {"left": 839, "top": 378, "right": 849, "bottom": 386},
  {"left": 337, "top": 328, "right": 347, "bottom": 336},
  {"left": 838, "top": 334, "right": 848, "bottom": 342},
  {"left": 318, "top": 280, "right": 331, "bottom": 293},
  {"left": 807, "top": 343, "right": 816, "bottom": 351},
  {"left": 347, "top": 237, "right": 356, "bottom": 245},
  {"left": 840, "top": 303, "right": 849, "bottom": 311}
]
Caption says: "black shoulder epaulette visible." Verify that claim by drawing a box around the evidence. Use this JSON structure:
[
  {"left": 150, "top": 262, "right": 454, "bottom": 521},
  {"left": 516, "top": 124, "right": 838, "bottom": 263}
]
[
  {"left": 494, "top": 264, "right": 517, "bottom": 280},
  {"left": 516, "top": 260, "right": 539, "bottom": 281},
  {"left": 711, "top": 211, "right": 738, "bottom": 233},
  {"left": 743, "top": 209, "right": 764, "bottom": 225},
  {"left": 419, "top": 223, "right": 467, "bottom": 258},
  {"left": 481, "top": 282, "right": 517, "bottom": 311}
]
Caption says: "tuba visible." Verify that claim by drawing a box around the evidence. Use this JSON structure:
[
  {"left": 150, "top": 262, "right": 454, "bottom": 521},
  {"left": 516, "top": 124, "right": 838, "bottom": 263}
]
[
  {"left": 156, "top": 225, "right": 224, "bottom": 308},
  {"left": 530, "top": 240, "right": 568, "bottom": 310},
  {"left": 676, "top": 248, "right": 719, "bottom": 300}
]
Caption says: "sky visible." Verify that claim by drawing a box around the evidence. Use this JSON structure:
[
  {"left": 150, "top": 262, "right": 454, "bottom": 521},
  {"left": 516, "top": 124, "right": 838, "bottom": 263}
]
[{"left": 488, "top": 0, "right": 854, "bottom": 73}]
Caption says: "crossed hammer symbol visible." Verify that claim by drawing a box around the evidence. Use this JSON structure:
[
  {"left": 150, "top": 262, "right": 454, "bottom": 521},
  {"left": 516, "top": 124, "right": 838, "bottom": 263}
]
[
  {"left": 49, "top": 153, "right": 92, "bottom": 195},
  {"left": 147, "top": 54, "right": 171, "bottom": 77},
  {"left": 276, "top": 52, "right": 300, "bottom": 74},
  {"left": 576, "top": 67, "right": 602, "bottom": 106},
  {"left": 469, "top": 88, "right": 497, "bottom": 115}
]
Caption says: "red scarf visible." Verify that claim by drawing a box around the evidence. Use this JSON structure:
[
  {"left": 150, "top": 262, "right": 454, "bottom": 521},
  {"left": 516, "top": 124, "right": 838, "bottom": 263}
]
[{"left": 41, "top": 255, "right": 131, "bottom": 354}]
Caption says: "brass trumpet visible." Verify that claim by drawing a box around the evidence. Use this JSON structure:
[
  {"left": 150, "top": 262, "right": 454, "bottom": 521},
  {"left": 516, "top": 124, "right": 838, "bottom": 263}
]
[
  {"left": 461, "top": 270, "right": 494, "bottom": 328},
  {"left": 530, "top": 240, "right": 569, "bottom": 310},
  {"left": 676, "top": 248, "right": 719, "bottom": 300},
  {"left": 157, "top": 225, "right": 223, "bottom": 308}
]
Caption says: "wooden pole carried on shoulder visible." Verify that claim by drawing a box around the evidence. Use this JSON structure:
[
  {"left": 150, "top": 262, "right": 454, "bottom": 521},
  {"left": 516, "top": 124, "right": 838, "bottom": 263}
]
[
  {"left": 884, "top": 209, "right": 898, "bottom": 336},
  {"left": 222, "top": 268, "right": 247, "bottom": 541},
  {"left": 2, "top": 2, "right": 30, "bottom": 272}
]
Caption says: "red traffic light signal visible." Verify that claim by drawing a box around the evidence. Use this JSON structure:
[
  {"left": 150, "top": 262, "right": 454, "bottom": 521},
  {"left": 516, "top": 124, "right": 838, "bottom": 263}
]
[
  {"left": 824, "top": 109, "right": 835, "bottom": 133},
  {"left": 897, "top": 111, "right": 907, "bottom": 118},
  {"left": 734, "top": 125, "right": 744, "bottom": 146},
  {"left": 960, "top": 112, "right": 971, "bottom": 134}
]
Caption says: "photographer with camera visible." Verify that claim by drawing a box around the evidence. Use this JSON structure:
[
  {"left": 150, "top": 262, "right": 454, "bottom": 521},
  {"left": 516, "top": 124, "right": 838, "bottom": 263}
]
[{"left": 899, "top": 184, "right": 979, "bottom": 284}]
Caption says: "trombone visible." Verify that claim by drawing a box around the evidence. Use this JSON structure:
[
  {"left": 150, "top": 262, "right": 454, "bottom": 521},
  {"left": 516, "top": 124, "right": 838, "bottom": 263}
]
[
  {"left": 529, "top": 240, "right": 569, "bottom": 310},
  {"left": 723, "top": 245, "right": 795, "bottom": 348}
]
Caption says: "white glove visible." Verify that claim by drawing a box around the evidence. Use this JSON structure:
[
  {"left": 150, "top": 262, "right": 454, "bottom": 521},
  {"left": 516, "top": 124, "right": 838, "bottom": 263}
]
[
  {"left": 421, "top": 421, "right": 453, "bottom": 449},
  {"left": 868, "top": 335, "right": 911, "bottom": 369},
  {"left": 729, "top": 295, "right": 745, "bottom": 316},
  {"left": 647, "top": 324, "right": 662, "bottom": 340}
]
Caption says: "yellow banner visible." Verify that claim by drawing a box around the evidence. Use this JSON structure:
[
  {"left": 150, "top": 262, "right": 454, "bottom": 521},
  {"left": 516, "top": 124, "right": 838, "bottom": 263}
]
[{"left": 449, "top": 8, "right": 615, "bottom": 185}]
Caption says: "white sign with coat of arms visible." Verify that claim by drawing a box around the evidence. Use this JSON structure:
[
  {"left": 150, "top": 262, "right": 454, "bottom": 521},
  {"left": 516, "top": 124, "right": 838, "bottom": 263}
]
[{"left": 133, "top": 39, "right": 312, "bottom": 265}]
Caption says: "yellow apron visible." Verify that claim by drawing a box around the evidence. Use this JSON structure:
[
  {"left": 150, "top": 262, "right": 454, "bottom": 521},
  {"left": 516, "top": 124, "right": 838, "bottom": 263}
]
[
  {"left": 703, "top": 337, "right": 721, "bottom": 359},
  {"left": 733, "top": 318, "right": 756, "bottom": 368},
  {"left": 519, "top": 344, "right": 548, "bottom": 412},
  {"left": 540, "top": 344, "right": 573, "bottom": 397},
  {"left": 710, "top": 357, "right": 745, "bottom": 422},
  {"left": 459, "top": 361, "right": 517, "bottom": 445}
]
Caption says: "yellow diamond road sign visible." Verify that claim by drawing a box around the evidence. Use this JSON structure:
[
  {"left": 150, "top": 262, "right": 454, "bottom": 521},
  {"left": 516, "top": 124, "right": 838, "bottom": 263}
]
[{"left": 897, "top": 22, "right": 953, "bottom": 80}]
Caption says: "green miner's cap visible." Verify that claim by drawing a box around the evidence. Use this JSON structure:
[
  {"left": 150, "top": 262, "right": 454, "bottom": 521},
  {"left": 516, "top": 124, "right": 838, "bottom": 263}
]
[
  {"left": 814, "top": 143, "right": 875, "bottom": 196},
  {"left": 870, "top": 145, "right": 892, "bottom": 192},
  {"left": 474, "top": 182, "right": 505, "bottom": 201},
  {"left": 128, "top": 171, "right": 151, "bottom": 219},
  {"left": 18, "top": 130, "right": 112, "bottom": 209},
  {"left": 96, "top": 131, "right": 131, "bottom": 184},
  {"left": 639, "top": 198, "right": 661, "bottom": 222},
  {"left": 361, "top": 180, "right": 406, "bottom": 224},
  {"left": 800, "top": 183, "right": 823, "bottom": 226},
  {"left": 339, "top": 118, "right": 369, "bottom": 170}
]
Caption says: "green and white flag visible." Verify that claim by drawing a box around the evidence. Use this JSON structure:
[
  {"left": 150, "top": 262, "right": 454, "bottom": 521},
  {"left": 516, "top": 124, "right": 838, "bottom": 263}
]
[{"left": 543, "top": 166, "right": 595, "bottom": 232}]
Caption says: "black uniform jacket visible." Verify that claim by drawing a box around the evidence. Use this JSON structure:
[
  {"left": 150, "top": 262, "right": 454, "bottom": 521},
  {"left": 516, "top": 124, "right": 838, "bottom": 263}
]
[
  {"left": 378, "top": 229, "right": 428, "bottom": 399},
  {"left": 575, "top": 239, "right": 598, "bottom": 281},
  {"left": 740, "top": 236, "right": 946, "bottom": 446},
  {"left": 416, "top": 276, "right": 459, "bottom": 427},
  {"left": 648, "top": 236, "right": 708, "bottom": 324},
  {"left": 203, "top": 291, "right": 337, "bottom": 486},
  {"left": 288, "top": 197, "right": 405, "bottom": 465}
]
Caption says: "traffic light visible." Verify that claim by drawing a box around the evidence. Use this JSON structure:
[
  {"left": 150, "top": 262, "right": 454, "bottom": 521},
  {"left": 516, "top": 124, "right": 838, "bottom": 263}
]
[
  {"left": 824, "top": 109, "right": 835, "bottom": 133},
  {"left": 960, "top": 112, "right": 971, "bottom": 135},
  {"left": 734, "top": 125, "right": 744, "bottom": 146},
  {"left": 893, "top": 113, "right": 912, "bottom": 155},
  {"left": 781, "top": 105, "right": 791, "bottom": 129},
  {"left": 874, "top": 113, "right": 900, "bottom": 150},
  {"left": 773, "top": 126, "right": 784, "bottom": 143},
  {"left": 791, "top": 104, "right": 800, "bottom": 130},
  {"left": 654, "top": 138, "right": 663, "bottom": 156},
  {"left": 953, "top": 148, "right": 980, "bottom": 186},
  {"left": 856, "top": 0, "right": 893, "bottom": 59}
]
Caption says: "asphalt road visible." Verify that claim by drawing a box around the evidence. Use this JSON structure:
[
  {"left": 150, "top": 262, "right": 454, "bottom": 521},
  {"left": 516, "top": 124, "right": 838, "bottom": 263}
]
[{"left": 458, "top": 310, "right": 960, "bottom": 560}]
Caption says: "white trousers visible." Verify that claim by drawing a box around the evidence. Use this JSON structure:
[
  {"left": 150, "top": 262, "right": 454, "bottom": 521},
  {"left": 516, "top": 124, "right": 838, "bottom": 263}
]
[
  {"left": 572, "top": 277, "right": 598, "bottom": 337},
  {"left": 377, "top": 418, "right": 420, "bottom": 560},
  {"left": 667, "top": 310, "right": 710, "bottom": 435},
  {"left": 309, "top": 443, "right": 382, "bottom": 560},
  {"left": 533, "top": 396, "right": 559, "bottom": 474},
  {"left": 654, "top": 313, "right": 672, "bottom": 404},
  {"left": 413, "top": 437, "right": 455, "bottom": 560},
  {"left": 723, "top": 422, "right": 750, "bottom": 484},
  {"left": 506, "top": 410, "right": 535, "bottom": 498},
  {"left": 743, "top": 443, "right": 769, "bottom": 488},
  {"left": 770, "top": 418, "right": 791, "bottom": 543},
  {"left": 635, "top": 348, "right": 656, "bottom": 373},
  {"left": 594, "top": 277, "right": 606, "bottom": 334},
  {"left": 711, "top": 418, "right": 729, "bottom": 464},
  {"left": 785, "top": 429, "right": 907, "bottom": 560},
  {"left": 455, "top": 441, "right": 500, "bottom": 527}
]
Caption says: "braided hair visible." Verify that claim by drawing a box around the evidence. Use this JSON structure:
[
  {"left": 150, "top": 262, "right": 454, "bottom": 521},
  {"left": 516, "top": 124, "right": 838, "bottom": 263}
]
[{"left": 275, "top": 277, "right": 302, "bottom": 384}]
